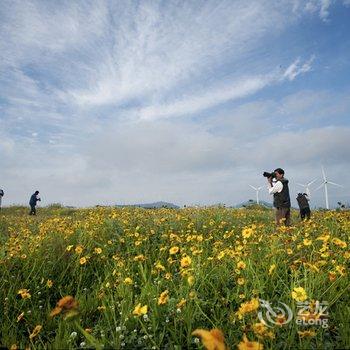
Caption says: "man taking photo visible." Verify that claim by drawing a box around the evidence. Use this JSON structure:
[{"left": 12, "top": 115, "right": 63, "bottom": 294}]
[{"left": 267, "top": 168, "right": 291, "bottom": 226}]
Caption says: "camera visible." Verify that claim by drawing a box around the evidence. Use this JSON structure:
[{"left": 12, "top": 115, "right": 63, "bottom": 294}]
[{"left": 263, "top": 171, "right": 276, "bottom": 178}]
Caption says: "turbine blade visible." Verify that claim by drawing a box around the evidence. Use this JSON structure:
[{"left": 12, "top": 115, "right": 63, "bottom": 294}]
[
  {"left": 297, "top": 183, "right": 306, "bottom": 187},
  {"left": 249, "top": 185, "right": 257, "bottom": 190},
  {"left": 321, "top": 166, "right": 326, "bottom": 181},
  {"left": 328, "top": 181, "right": 343, "bottom": 187},
  {"left": 315, "top": 183, "right": 324, "bottom": 191},
  {"left": 307, "top": 179, "right": 317, "bottom": 186}
]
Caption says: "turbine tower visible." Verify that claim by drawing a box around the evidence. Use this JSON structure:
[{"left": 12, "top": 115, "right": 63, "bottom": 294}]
[
  {"left": 315, "top": 166, "right": 342, "bottom": 209},
  {"left": 297, "top": 179, "right": 317, "bottom": 197},
  {"left": 249, "top": 185, "right": 263, "bottom": 205}
]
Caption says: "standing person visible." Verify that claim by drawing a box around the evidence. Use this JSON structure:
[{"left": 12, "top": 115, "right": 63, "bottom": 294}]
[
  {"left": 0, "top": 189, "right": 4, "bottom": 210},
  {"left": 29, "top": 190, "right": 41, "bottom": 215},
  {"left": 267, "top": 168, "right": 291, "bottom": 226},
  {"left": 296, "top": 193, "right": 311, "bottom": 220}
]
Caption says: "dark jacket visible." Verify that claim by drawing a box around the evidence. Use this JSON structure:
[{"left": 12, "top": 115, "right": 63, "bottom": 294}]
[
  {"left": 273, "top": 178, "right": 291, "bottom": 208},
  {"left": 297, "top": 194, "right": 309, "bottom": 209},
  {"left": 29, "top": 194, "right": 40, "bottom": 206}
]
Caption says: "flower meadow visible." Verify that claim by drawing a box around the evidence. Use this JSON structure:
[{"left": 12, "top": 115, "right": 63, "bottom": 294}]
[{"left": 0, "top": 206, "right": 349, "bottom": 349}]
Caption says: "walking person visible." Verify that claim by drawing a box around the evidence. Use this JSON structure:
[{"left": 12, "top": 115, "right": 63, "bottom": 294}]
[
  {"left": 0, "top": 189, "right": 4, "bottom": 210},
  {"left": 29, "top": 190, "right": 41, "bottom": 215},
  {"left": 267, "top": 168, "right": 291, "bottom": 226},
  {"left": 297, "top": 193, "right": 311, "bottom": 220}
]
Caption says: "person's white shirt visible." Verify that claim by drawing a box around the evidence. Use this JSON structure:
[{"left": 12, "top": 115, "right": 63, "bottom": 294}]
[{"left": 268, "top": 180, "right": 283, "bottom": 195}]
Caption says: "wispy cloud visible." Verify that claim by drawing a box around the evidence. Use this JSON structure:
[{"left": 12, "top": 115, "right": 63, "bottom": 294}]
[{"left": 0, "top": 0, "right": 349, "bottom": 206}]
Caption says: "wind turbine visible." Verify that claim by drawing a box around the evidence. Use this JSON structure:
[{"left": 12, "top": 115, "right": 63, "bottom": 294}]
[
  {"left": 249, "top": 185, "right": 263, "bottom": 205},
  {"left": 297, "top": 179, "right": 317, "bottom": 197},
  {"left": 315, "top": 166, "right": 343, "bottom": 209}
]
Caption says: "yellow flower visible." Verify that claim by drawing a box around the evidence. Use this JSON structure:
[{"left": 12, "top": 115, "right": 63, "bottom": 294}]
[
  {"left": 169, "top": 246, "right": 180, "bottom": 255},
  {"left": 124, "top": 277, "right": 133, "bottom": 285},
  {"left": 329, "top": 271, "right": 337, "bottom": 281},
  {"left": 180, "top": 256, "right": 192, "bottom": 268},
  {"left": 46, "top": 279, "right": 53, "bottom": 288},
  {"left": 252, "top": 323, "right": 275, "bottom": 339},
  {"left": 134, "top": 254, "right": 146, "bottom": 262},
  {"left": 66, "top": 245, "right": 73, "bottom": 252},
  {"left": 165, "top": 272, "right": 172, "bottom": 280},
  {"left": 237, "top": 261, "right": 246, "bottom": 269},
  {"left": 94, "top": 247, "right": 102, "bottom": 254},
  {"left": 298, "top": 330, "right": 316, "bottom": 338},
  {"left": 237, "top": 277, "right": 245, "bottom": 285},
  {"left": 237, "top": 334, "right": 263, "bottom": 350},
  {"left": 268, "top": 264, "right": 276, "bottom": 275},
  {"left": 242, "top": 227, "right": 253, "bottom": 239},
  {"left": 336, "top": 265, "right": 346, "bottom": 276},
  {"left": 133, "top": 303, "right": 148, "bottom": 316},
  {"left": 236, "top": 298, "right": 260, "bottom": 319},
  {"left": 75, "top": 245, "right": 83, "bottom": 254},
  {"left": 158, "top": 290, "right": 169, "bottom": 305},
  {"left": 18, "top": 289, "right": 31, "bottom": 299},
  {"left": 286, "top": 248, "right": 293, "bottom": 255},
  {"left": 303, "top": 239, "right": 312, "bottom": 246},
  {"left": 192, "top": 328, "right": 226, "bottom": 350},
  {"left": 79, "top": 256, "right": 88, "bottom": 265},
  {"left": 176, "top": 298, "right": 187, "bottom": 309},
  {"left": 332, "top": 238, "right": 347, "bottom": 248},
  {"left": 29, "top": 325, "right": 42, "bottom": 340},
  {"left": 291, "top": 287, "right": 308, "bottom": 302},
  {"left": 155, "top": 261, "right": 166, "bottom": 271},
  {"left": 50, "top": 295, "right": 79, "bottom": 319}
]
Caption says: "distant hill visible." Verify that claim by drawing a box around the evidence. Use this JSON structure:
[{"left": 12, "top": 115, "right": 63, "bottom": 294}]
[
  {"left": 235, "top": 199, "right": 273, "bottom": 208},
  {"left": 116, "top": 201, "right": 180, "bottom": 209}
]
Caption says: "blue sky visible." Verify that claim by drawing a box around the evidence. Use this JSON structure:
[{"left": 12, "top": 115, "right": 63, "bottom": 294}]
[{"left": 1, "top": 0, "right": 349, "bottom": 208}]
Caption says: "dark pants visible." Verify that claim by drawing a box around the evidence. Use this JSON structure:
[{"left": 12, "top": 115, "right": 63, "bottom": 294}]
[
  {"left": 29, "top": 205, "right": 36, "bottom": 215},
  {"left": 300, "top": 207, "right": 311, "bottom": 220},
  {"left": 276, "top": 207, "right": 291, "bottom": 226}
]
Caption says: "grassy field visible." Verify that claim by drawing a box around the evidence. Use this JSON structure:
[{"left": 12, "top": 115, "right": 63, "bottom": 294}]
[{"left": 0, "top": 206, "right": 349, "bottom": 349}]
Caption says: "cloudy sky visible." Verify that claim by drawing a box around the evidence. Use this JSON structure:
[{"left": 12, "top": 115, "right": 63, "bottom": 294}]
[{"left": 1, "top": 0, "right": 350, "bottom": 208}]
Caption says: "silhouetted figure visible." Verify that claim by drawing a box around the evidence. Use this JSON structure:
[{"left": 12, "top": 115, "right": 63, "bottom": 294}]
[
  {"left": 267, "top": 168, "right": 291, "bottom": 226},
  {"left": 0, "top": 189, "right": 4, "bottom": 210},
  {"left": 29, "top": 190, "right": 41, "bottom": 215},
  {"left": 297, "top": 193, "right": 311, "bottom": 220}
]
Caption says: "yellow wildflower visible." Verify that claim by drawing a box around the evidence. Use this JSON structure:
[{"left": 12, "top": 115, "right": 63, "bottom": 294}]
[
  {"left": 124, "top": 277, "right": 133, "bottom": 285},
  {"left": 238, "top": 334, "right": 263, "bottom": 350},
  {"left": 298, "top": 330, "right": 316, "bottom": 338},
  {"left": 237, "top": 261, "right": 246, "bottom": 269},
  {"left": 50, "top": 295, "right": 79, "bottom": 319},
  {"left": 66, "top": 245, "right": 73, "bottom": 252},
  {"left": 158, "top": 290, "right": 169, "bottom": 305},
  {"left": 192, "top": 328, "right": 226, "bottom": 350},
  {"left": 180, "top": 256, "right": 192, "bottom": 268},
  {"left": 75, "top": 245, "right": 83, "bottom": 254},
  {"left": 94, "top": 247, "right": 102, "bottom": 254},
  {"left": 133, "top": 303, "right": 148, "bottom": 316},
  {"left": 303, "top": 239, "right": 312, "bottom": 246},
  {"left": 291, "top": 287, "right": 307, "bottom": 302},
  {"left": 29, "top": 325, "right": 42, "bottom": 340},
  {"left": 177, "top": 298, "right": 187, "bottom": 309},
  {"left": 46, "top": 279, "right": 53, "bottom": 288},
  {"left": 169, "top": 246, "right": 180, "bottom": 255},
  {"left": 79, "top": 256, "right": 88, "bottom": 265},
  {"left": 236, "top": 298, "right": 260, "bottom": 319},
  {"left": 18, "top": 289, "right": 31, "bottom": 299}
]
